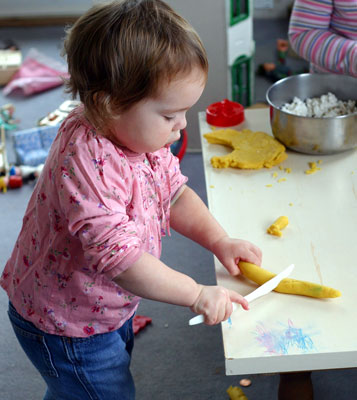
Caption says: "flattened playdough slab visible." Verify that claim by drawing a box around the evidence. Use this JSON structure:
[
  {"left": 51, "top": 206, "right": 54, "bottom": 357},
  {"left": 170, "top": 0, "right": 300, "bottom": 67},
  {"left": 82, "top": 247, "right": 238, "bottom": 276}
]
[{"left": 204, "top": 128, "right": 287, "bottom": 169}]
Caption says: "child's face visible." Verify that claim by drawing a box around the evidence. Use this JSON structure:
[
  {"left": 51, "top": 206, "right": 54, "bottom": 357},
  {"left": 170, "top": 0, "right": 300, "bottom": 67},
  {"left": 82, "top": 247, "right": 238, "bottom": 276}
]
[{"left": 109, "top": 67, "right": 206, "bottom": 154}]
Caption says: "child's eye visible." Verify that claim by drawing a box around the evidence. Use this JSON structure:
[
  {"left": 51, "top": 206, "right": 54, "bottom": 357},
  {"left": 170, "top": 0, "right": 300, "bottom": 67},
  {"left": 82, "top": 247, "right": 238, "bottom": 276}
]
[{"left": 164, "top": 115, "right": 175, "bottom": 121}]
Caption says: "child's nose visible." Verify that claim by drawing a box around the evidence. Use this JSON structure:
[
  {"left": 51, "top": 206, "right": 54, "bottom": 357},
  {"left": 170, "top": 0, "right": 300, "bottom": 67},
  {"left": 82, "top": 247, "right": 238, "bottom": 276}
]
[{"left": 174, "top": 114, "right": 187, "bottom": 131}]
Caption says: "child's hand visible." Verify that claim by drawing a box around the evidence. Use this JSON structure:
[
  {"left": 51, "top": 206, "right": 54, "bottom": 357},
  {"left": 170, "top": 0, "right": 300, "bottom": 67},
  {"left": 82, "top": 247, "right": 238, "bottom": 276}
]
[
  {"left": 212, "top": 236, "right": 262, "bottom": 276},
  {"left": 190, "top": 284, "right": 249, "bottom": 325}
]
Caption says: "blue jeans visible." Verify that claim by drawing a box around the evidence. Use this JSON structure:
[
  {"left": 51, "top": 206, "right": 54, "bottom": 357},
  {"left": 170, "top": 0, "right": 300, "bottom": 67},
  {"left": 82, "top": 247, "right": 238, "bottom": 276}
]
[{"left": 8, "top": 302, "right": 135, "bottom": 400}]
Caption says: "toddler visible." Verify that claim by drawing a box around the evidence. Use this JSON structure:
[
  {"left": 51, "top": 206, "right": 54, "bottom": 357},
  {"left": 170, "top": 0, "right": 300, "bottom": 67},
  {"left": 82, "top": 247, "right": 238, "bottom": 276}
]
[{"left": 0, "top": 1, "right": 262, "bottom": 399}]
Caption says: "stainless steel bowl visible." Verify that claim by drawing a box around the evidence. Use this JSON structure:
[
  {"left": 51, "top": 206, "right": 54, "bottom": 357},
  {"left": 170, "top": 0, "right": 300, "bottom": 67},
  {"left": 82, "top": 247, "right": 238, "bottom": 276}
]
[{"left": 266, "top": 73, "right": 357, "bottom": 154}]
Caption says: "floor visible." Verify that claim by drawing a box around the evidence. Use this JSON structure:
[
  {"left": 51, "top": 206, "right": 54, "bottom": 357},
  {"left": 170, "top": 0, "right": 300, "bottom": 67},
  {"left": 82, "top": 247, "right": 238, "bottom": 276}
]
[{"left": 0, "top": 19, "right": 356, "bottom": 400}]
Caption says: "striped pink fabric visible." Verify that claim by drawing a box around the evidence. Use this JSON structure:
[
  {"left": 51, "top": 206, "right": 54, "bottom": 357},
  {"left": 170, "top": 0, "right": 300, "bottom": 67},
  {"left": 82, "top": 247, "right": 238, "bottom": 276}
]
[{"left": 289, "top": 0, "right": 357, "bottom": 76}]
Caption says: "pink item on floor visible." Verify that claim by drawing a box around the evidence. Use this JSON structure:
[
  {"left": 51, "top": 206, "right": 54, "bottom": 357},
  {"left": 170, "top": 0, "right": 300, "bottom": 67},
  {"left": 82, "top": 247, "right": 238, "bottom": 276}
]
[
  {"left": 3, "top": 48, "right": 69, "bottom": 96},
  {"left": 133, "top": 315, "right": 152, "bottom": 335}
]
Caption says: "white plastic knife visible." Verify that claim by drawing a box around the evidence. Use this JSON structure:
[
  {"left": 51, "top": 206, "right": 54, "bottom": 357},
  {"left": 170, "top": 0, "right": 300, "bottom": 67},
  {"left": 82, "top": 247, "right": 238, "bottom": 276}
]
[{"left": 188, "top": 263, "right": 295, "bottom": 326}]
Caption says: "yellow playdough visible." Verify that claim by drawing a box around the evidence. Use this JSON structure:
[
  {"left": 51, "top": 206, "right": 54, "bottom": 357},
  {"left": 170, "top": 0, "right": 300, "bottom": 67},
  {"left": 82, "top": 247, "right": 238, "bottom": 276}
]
[
  {"left": 204, "top": 128, "right": 287, "bottom": 169},
  {"left": 267, "top": 216, "right": 289, "bottom": 237},
  {"left": 227, "top": 385, "right": 248, "bottom": 400},
  {"left": 305, "top": 161, "right": 321, "bottom": 174},
  {"left": 238, "top": 261, "right": 341, "bottom": 299}
]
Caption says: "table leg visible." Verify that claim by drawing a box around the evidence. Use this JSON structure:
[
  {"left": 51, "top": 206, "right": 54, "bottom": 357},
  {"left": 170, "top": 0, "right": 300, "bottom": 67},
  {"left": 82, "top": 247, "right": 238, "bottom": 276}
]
[{"left": 278, "top": 371, "right": 313, "bottom": 400}]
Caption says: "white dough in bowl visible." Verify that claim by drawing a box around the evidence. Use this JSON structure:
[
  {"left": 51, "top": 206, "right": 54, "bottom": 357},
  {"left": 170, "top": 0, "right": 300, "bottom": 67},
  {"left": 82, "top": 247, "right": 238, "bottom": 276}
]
[{"left": 281, "top": 92, "right": 357, "bottom": 118}]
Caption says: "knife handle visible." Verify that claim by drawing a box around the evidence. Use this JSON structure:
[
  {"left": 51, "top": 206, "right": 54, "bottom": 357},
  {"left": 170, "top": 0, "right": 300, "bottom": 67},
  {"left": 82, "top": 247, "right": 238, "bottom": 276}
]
[
  {"left": 188, "top": 314, "right": 204, "bottom": 325},
  {"left": 188, "top": 303, "right": 238, "bottom": 326}
]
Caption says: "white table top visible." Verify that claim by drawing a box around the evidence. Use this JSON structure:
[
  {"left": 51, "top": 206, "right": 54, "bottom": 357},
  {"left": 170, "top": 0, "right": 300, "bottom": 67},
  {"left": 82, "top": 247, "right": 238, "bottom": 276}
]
[{"left": 198, "top": 108, "right": 357, "bottom": 375}]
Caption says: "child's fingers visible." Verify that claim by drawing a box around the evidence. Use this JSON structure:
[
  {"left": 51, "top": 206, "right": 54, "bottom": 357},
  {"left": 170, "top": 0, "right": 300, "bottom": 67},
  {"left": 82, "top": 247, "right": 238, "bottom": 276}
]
[
  {"left": 223, "top": 298, "right": 234, "bottom": 321},
  {"left": 244, "top": 246, "right": 262, "bottom": 266},
  {"left": 210, "top": 291, "right": 230, "bottom": 324},
  {"left": 202, "top": 287, "right": 231, "bottom": 325},
  {"left": 226, "top": 260, "right": 240, "bottom": 276},
  {"left": 222, "top": 291, "right": 249, "bottom": 322},
  {"left": 204, "top": 310, "right": 223, "bottom": 325},
  {"left": 236, "top": 246, "right": 262, "bottom": 269},
  {"left": 194, "top": 286, "right": 249, "bottom": 325},
  {"left": 229, "top": 290, "right": 249, "bottom": 311},
  {"left": 250, "top": 244, "right": 263, "bottom": 265}
]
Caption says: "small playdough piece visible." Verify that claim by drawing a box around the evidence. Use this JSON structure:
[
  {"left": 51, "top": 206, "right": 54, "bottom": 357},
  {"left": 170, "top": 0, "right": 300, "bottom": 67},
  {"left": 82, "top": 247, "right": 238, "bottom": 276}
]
[
  {"left": 227, "top": 385, "right": 248, "bottom": 400},
  {"left": 238, "top": 261, "right": 341, "bottom": 298},
  {"left": 305, "top": 161, "right": 321, "bottom": 174},
  {"left": 267, "top": 216, "right": 289, "bottom": 237},
  {"left": 204, "top": 128, "right": 287, "bottom": 169}
]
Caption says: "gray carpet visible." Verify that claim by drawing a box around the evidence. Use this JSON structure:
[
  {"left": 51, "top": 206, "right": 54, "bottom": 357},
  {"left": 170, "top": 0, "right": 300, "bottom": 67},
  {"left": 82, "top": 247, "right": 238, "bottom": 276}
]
[{"left": 0, "top": 22, "right": 356, "bottom": 400}]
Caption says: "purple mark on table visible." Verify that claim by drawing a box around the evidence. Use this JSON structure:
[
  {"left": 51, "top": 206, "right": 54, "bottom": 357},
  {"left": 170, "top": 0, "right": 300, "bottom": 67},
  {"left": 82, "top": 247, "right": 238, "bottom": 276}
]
[{"left": 254, "top": 319, "right": 317, "bottom": 355}]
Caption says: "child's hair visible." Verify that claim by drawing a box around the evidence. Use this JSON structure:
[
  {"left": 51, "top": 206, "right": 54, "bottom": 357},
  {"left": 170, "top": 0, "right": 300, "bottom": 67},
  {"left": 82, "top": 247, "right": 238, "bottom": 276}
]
[{"left": 63, "top": 0, "right": 208, "bottom": 129}]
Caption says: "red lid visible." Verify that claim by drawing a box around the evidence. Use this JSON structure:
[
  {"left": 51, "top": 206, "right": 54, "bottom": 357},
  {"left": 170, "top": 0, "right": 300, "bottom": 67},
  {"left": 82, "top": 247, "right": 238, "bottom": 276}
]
[
  {"left": 206, "top": 99, "right": 244, "bottom": 127},
  {"left": 8, "top": 175, "right": 23, "bottom": 189}
]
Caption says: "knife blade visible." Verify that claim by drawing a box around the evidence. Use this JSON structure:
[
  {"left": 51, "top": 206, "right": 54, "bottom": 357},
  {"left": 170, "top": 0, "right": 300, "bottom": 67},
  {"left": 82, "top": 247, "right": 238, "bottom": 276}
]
[{"left": 188, "top": 263, "right": 295, "bottom": 326}]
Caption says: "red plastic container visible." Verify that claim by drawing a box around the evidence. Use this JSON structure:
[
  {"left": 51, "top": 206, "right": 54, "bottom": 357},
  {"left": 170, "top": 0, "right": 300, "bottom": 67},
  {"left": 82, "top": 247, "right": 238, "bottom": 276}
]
[
  {"left": 8, "top": 175, "right": 23, "bottom": 189},
  {"left": 206, "top": 99, "right": 244, "bottom": 127}
]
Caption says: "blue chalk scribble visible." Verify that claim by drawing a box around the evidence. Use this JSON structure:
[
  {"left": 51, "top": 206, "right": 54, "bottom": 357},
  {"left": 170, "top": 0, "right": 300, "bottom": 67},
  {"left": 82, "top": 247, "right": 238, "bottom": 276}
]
[{"left": 254, "top": 319, "right": 317, "bottom": 355}]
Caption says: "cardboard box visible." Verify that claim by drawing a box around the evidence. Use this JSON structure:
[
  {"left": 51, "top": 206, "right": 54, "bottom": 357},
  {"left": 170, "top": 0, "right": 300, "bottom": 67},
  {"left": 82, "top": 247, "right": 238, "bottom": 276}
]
[{"left": 0, "top": 50, "right": 22, "bottom": 86}]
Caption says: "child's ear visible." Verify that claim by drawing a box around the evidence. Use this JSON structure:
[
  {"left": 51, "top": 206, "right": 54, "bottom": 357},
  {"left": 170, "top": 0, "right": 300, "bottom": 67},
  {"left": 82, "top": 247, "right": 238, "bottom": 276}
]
[
  {"left": 94, "top": 91, "right": 119, "bottom": 118},
  {"left": 93, "top": 91, "right": 106, "bottom": 106}
]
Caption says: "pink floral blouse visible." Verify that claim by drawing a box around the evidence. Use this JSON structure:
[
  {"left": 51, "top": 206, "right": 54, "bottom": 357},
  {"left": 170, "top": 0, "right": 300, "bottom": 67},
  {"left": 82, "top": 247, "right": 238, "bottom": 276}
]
[{"left": 1, "top": 106, "right": 187, "bottom": 337}]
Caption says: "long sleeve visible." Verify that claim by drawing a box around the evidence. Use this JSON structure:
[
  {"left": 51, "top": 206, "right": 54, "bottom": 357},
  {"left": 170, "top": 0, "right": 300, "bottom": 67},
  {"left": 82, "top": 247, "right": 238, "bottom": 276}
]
[
  {"left": 288, "top": 0, "right": 357, "bottom": 77},
  {"left": 0, "top": 107, "right": 188, "bottom": 337}
]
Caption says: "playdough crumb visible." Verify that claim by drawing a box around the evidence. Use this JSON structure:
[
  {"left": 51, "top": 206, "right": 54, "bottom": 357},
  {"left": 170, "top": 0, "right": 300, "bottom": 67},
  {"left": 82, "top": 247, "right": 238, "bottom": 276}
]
[
  {"left": 267, "top": 216, "right": 289, "bottom": 237},
  {"left": 278, "top": 178, "right": 286, "bottom": 183},
  {"left": 209, "top": 185, "right": 215, "bottom": 188},
  {"left": 305, "top": 169, "right": 316, "bottom": 174},
  {"left": 285, "top": 167, "right": 291, "bottom": 173},
  {"left": 272, "top": 172, "right": 278, "bottom": 178},
  {"left": 305, "top": 161, "right": 321, "bottom": 174},
  {"left": 227, "top": 385, "right": 248, "bottom": 400},
  {"left": 289, "top": 202, "right": 293, "bottom": 206},
  {"left": 266, "top": 184, "right": 273, "bottom": 187}
]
